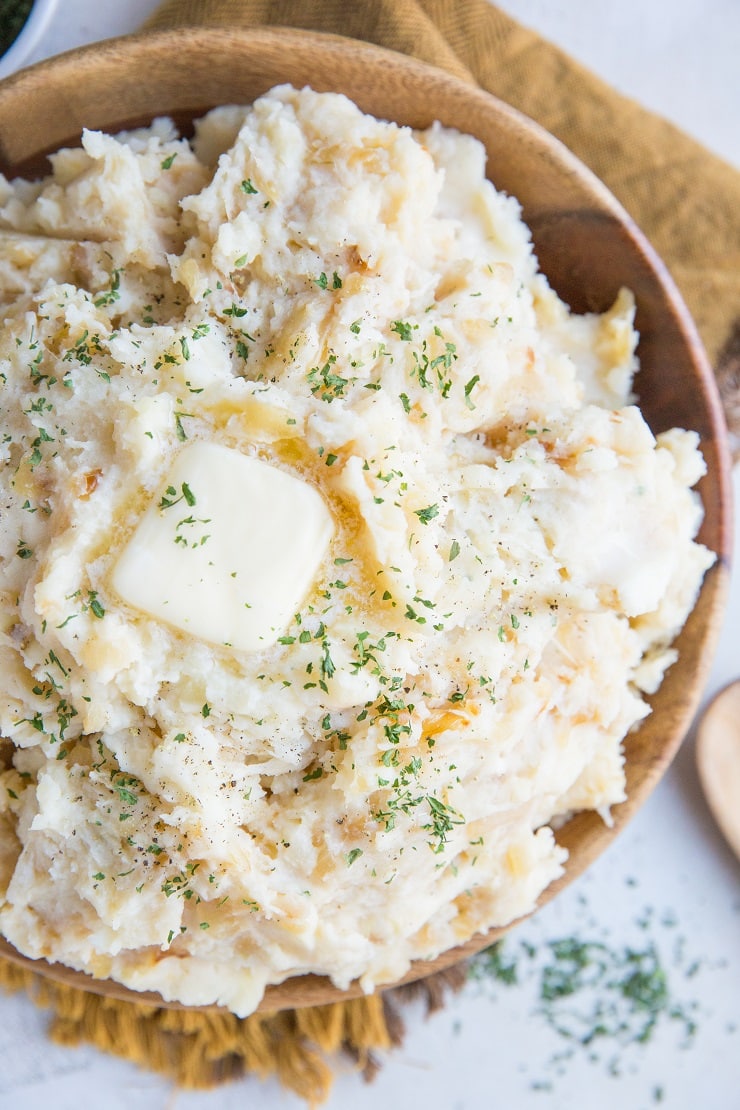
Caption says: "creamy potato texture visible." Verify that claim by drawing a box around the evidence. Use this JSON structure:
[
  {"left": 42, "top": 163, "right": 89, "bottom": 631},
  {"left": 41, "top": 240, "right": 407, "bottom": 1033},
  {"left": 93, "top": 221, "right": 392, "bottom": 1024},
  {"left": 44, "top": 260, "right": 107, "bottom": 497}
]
[{"left": 0, "top": 86, "right": 713, "bottom": 1015}]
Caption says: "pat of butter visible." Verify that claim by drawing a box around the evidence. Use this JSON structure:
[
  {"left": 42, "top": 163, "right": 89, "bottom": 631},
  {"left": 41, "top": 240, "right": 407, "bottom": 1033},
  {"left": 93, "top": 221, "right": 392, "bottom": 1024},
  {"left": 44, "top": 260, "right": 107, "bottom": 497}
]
[{"left": 111, "top": 442, "right": 334, "bottom": 651}]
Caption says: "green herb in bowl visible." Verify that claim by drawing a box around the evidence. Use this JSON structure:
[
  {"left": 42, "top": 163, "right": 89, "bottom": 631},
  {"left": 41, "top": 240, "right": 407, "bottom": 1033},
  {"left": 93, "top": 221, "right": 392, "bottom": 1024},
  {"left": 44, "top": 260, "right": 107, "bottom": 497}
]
[{"left": 0, "top": 0, "right": 34, "bottom": 59}]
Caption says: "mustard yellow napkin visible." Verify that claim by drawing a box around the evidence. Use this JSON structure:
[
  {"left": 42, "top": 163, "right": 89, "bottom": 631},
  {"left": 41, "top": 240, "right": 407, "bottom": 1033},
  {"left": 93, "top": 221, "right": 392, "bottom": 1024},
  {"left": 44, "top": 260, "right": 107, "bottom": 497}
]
[{"left": 3, "top": 2, "right": 739, "bottom": 1105}]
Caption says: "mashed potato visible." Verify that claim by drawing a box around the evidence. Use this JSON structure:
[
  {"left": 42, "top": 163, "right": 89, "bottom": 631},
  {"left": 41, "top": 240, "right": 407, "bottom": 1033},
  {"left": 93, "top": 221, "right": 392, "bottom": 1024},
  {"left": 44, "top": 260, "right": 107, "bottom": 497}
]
[{"left": 0, "top": 86, "right": 713, "bottom": 1015}]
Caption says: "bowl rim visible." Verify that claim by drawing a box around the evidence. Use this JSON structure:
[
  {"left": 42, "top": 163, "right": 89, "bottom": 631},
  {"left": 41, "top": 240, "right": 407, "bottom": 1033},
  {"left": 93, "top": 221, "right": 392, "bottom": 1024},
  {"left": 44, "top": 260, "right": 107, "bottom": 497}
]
[
  {"left": 0, "top": 24, "right": 733, "bottom": 1014},
  {"left": 0, "top": 0, "right": 59, "bottom": 81}
]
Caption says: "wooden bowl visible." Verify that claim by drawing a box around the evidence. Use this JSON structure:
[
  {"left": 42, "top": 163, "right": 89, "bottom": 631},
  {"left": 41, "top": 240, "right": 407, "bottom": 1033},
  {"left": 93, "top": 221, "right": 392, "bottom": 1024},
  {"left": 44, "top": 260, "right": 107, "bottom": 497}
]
[{"left": 0, "top": 27, "right": 732, "bottom": 1013}]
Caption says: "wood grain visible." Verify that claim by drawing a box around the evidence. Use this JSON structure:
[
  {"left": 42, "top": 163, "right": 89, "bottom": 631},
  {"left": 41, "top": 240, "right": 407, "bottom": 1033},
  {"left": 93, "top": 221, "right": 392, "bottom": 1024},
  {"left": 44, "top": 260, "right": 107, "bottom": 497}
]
[{"left": 0, "top": 26, "right": 732, "bottom": 1014}]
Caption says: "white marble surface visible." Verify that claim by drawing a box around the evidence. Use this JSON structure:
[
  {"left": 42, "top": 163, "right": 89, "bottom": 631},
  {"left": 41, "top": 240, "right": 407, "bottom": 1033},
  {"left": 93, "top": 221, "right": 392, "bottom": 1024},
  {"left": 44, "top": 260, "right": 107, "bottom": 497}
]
[{"left": 1, "top": 2, "right": 739, "bottom": 1108}]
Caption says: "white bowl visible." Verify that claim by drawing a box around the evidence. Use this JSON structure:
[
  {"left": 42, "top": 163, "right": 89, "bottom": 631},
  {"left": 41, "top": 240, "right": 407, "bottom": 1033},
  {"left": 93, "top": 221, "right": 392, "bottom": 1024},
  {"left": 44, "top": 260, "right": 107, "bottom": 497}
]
[{"left": 0, "top": 0, "right": 58, "bottom": 80}]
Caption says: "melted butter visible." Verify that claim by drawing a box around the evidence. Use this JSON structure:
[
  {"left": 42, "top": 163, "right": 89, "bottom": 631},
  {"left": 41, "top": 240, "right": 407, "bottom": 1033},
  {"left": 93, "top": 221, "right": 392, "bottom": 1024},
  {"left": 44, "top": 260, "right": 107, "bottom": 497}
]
[
  {"left": 266, "top": 436, "right": 402, "bottom": 628},
  {"left": 111, "top": 442, "right": 334, "bottom": 651}
]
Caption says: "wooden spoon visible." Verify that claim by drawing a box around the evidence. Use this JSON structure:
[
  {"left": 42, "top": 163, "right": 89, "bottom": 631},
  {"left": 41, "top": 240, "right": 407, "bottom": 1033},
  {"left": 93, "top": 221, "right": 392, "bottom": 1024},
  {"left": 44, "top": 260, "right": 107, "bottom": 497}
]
[{"left": 696, "top": 680, "right": 740, "bottom": 861}]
